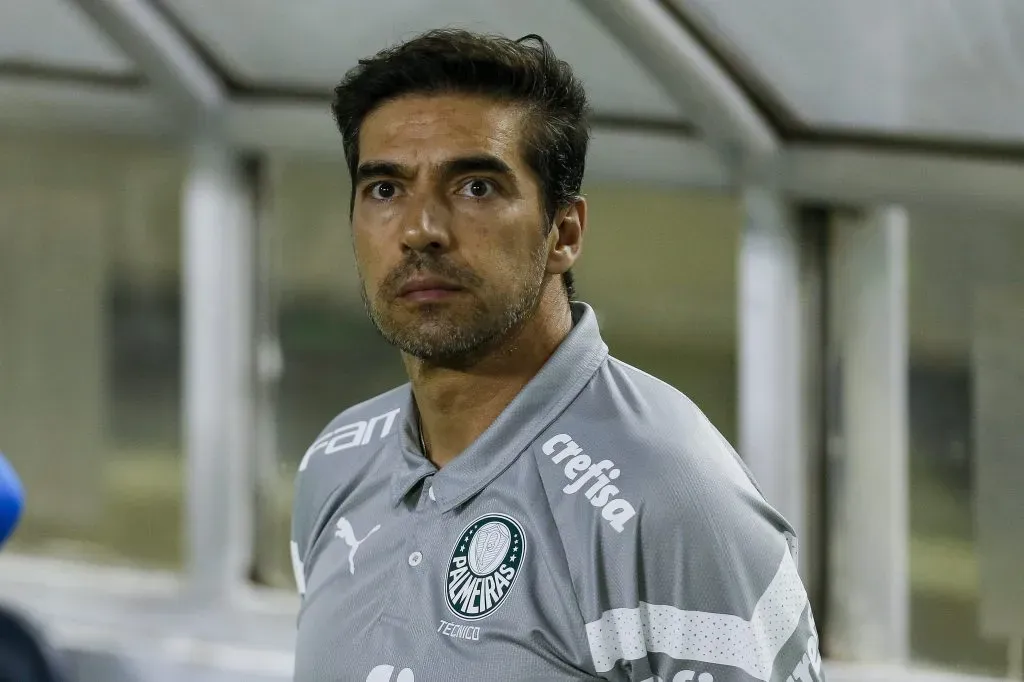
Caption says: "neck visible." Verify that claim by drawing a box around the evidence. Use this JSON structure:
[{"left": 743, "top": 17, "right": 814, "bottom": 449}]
[{"left": 406, "top": 288, "right": 572, "bottom": 468}]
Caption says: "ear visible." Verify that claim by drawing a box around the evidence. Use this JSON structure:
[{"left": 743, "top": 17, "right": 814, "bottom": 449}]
[{"left": 547, "top": 196, "right": 587, "bottom": 276}]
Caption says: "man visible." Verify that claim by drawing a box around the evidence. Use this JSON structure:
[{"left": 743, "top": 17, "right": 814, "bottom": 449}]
[{"left": 291, "top": 29, "right": 826, "bottom": 682}]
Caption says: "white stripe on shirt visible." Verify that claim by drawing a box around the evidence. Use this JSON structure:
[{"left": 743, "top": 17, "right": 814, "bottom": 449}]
[
  {"left": 290, "top": 540, "right": 307, "bottom": 596},
  {"left": 585, "top": 545, "right": 807, "bottom": 680}
]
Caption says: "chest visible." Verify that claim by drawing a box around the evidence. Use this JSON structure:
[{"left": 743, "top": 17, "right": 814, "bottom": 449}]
[{"left": 294, "top": 484, "right": 597, "bottom": 682}]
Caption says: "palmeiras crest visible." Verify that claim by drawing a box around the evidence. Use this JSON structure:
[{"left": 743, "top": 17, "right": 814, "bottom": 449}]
[{"left": 445, "top": 514, "right": 526, "bottom": 621}]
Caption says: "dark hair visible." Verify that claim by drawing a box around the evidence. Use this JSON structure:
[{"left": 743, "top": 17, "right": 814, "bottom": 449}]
[{"left": 331, "top": 29, "right": 591, "bottom": 299}]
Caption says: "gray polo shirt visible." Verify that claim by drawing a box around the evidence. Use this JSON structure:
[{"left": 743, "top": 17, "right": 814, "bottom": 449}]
[{"left": 291, "top": 302, "right": 826, "bottom": 682}]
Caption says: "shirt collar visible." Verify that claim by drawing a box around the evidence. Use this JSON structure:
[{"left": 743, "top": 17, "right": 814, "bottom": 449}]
[{"left": 388, "top": 301, "right": 608, "bottom": 510}]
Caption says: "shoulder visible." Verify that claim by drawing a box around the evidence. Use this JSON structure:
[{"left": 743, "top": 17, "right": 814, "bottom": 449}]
[
  {"left": 298, "top": 384, "right": 409, "bottom": 474},
  {"left": 550, "top": 358, "right": 820, "bottom": 680},
  {"left": 540, "top": 353, "right": 798, "bottom": 596},
  {"left": 550, "top": 355, "right": 779, "bottom": 534},
  {"left": 293, "top": 384, "right": 409, "bottom": 522}
]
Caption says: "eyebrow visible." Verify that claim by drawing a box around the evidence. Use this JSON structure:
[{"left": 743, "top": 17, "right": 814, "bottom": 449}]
[
  {"left": 354, "top": 161, "right": 413, "bottom": 185},
  {"left": 441, "top": 154, "right": 514, "bottom": 179},
  {"left": 354, "top": 154, "right": 515, "bottom": 186}
]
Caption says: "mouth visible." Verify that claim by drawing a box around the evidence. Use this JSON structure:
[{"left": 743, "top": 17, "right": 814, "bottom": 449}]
[{"left": 397, "top": 275, "right": 464, "bottom": 302}]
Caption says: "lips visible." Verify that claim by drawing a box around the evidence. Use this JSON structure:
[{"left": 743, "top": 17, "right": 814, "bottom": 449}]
[{"left": 397, "top": 275, "right": 464, "bottom": 299}]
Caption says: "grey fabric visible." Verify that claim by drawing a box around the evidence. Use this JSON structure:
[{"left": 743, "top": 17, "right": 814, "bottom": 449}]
[{"left": 291, "top": 302, "right": 825, "bottom": 682}]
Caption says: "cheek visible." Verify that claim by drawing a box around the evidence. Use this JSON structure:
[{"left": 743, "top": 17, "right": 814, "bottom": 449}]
[
  {"left": 350, "top": 227, "right": 389, "bottom": 287},
  {"left": 464, "top": 230, "right": 533, "bottom": 285},
  {"left": 462, "top": 208, "right": 543, "bottom": 263},
  {"left": 351, "top": 204, "right": 396, "bottom": 252},
  {"left": 350, "top": 226, "right": 372, "bottom": 259}
]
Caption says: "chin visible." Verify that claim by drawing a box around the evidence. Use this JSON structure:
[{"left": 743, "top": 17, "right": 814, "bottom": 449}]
[{"left": 394, "top": 325, "right": 498, "bottom": 364}]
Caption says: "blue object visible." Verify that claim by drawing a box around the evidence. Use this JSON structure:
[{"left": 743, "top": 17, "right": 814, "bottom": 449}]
[{"left": 0, "top": 453, "right": 24, "bottom": 546}]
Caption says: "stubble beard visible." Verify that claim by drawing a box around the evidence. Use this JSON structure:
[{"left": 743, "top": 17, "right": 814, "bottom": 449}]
[{"left": 361, "top": 251, "right": 548, "bottom": 368}]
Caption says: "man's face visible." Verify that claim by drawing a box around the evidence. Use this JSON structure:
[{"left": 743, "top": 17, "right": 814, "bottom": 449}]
[{"left": 351, "top": 93, "right": 552, "bottom": 364}]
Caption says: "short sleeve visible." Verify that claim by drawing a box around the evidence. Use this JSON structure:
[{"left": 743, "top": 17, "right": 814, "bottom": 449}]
[
  {"left": 579, "top": 431, "right": 827, "bottom": 682},
  {"left": 290, "top": 422, "right": 348, "bottom": 600},
  {"left": 290, "top": 437, "right": 322, "bottom": 599}
]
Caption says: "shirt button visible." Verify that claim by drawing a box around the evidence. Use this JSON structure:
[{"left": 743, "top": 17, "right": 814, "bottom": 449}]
[{"left": 408, "top": 551, "right": 423, "bottom": 567}]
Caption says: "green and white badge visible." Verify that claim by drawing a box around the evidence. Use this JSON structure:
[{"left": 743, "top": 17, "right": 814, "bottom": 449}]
[{"left": 445, "top": 514, "right": 525, "bottom": 621}]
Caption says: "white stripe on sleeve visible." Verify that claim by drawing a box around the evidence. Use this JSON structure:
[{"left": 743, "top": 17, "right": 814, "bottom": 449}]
[
  {"left": 585, "top": 545, "right": 807, "bottom": 680},
  {"left": 290, "top": 540, "right": 307, "bottom": 596}
]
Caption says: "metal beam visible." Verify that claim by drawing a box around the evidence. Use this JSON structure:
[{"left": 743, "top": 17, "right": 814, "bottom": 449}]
[
  {"left": 575, "top": 0, "right": 779, "bottom": 169},
  {"left": 826, "top": 207, "right": 910, "bottom": 662},
  {"left": 781, "top": 145, "right": 1024, "bottom": 217},
  {"left": 7, "top": 83, "right": 1024, "bottom": 214},
  {"left": 69, "top": 0, "right": 223, "bottom": 122},
  {"left": 69, "top": 0, "right": 250, "bottom": 607},
  {"left": 182, "top": 135, "right": 256, "bottom": 604},
  {"left": 738, "top": 190, "right": 818, "bottom": 584}
]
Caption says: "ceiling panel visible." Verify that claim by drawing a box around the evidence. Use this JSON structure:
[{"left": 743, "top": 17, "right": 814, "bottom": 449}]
[
  {"left": 164, "top": 0, "right": 688, "bottom": 122},
  {"left": 677, "top": 0, "right": 1024, "bottom": 143},
  {"left": 0, "top": 0, "right": 136, "bottom": 75}
]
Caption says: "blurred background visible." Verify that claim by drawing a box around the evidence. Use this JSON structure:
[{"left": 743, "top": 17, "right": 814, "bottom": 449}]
[{"left": 0, "top": 1, "right": 1022, "bottom": 681}]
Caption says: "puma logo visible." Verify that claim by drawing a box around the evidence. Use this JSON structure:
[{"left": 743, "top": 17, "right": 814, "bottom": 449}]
[{"left": 335, "top": 517, "right": 381, "bottom": 574}]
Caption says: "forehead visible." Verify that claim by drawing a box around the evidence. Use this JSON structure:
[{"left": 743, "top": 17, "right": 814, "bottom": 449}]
[{"left": 358, "top": 94, "right": 527, "bottom": 167}]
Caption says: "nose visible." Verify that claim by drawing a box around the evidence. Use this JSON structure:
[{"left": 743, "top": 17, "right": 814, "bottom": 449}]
[{"left": 400, "top": 192, "right": 451, "bottom": 253}]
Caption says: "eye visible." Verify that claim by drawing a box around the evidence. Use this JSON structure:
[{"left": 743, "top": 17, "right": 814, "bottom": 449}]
[
  {"left": 457, "top": 178, "right": 495, "bottom": 199},
  {"left": 368, "top": 181, "right": 401, "bottom": 201}
]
